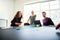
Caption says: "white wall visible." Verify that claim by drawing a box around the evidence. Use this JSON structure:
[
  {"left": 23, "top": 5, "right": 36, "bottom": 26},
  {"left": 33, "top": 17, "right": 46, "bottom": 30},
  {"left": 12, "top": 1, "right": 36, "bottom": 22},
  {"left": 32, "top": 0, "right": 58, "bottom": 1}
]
[
  {"left": 14, "top": 0, "right": 25, "bottom": 13},
  {"left": 0, "top": 0, "right": 15, "bottom": 28}
]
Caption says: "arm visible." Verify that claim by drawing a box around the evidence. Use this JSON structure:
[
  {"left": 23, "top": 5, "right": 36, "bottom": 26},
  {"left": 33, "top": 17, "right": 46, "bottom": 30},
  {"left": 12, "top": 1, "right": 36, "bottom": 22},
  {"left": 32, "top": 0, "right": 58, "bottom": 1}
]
[
  {"left": 49, "top": 18, "right": 54, "bottom": 25},
  {"left": 11, "top": 18, "right": 16, "bottom": 24},
  {"left": 15, "top": 18, "right": 22, "bottom": 25},
  {"left": 11, "top": 18, "right": 22, "bottom": 25},
  {"left": 27, "top": 18, "right": 30, "bottom": 23},
  {"left": 27, "top": 16, "right": 30, "bottom": 23},
  {"left": 15, "top": 22, "right": 22, "bottom": 25},
  {"left": 34, "top": 15, "right": 36, "bottom": 20}
]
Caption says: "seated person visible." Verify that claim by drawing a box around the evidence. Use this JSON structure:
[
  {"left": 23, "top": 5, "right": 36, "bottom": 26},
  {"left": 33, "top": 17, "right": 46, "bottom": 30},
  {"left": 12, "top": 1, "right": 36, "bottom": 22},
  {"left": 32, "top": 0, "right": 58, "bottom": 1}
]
[
  {"left": 56, "top": 23, "right": 60, "bottom": 30},
  {"left": 42, "top": 12, "right": 54, "bottom": 26},
  {"left": 11, "top": 11, "right": 23, "bottom": 27},
  {"left": 27, "top": 11, "right": 36, "bottom": 25}
]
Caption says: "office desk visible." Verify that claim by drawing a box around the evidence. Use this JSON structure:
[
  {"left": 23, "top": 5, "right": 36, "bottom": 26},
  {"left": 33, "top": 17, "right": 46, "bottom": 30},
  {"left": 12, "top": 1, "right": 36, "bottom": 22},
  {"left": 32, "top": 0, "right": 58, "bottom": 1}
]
[{"left": 0, "top": 26, "right": 60, "bottom": 40}]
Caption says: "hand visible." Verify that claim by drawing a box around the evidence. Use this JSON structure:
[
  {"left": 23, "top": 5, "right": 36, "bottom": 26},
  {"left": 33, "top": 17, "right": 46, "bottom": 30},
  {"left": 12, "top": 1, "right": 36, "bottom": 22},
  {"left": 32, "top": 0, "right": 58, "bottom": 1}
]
[{"left": 15, "top": 23, "right": 22, "bottom": 25}]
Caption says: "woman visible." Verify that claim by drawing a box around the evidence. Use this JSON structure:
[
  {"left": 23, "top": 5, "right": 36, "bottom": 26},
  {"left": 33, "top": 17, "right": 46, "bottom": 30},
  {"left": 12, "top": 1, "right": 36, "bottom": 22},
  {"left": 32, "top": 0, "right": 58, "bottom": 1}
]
[
  {"left": 27, "top": 11, "right": 36, "bottom": 25},
  {"left": 11, "top": 11, "right": 23, "bottom": 27}
]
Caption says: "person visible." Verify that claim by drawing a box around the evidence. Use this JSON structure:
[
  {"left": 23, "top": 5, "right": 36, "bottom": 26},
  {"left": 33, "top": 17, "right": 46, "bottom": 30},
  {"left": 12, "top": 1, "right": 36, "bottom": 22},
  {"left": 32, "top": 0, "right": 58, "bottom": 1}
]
[
  {"left": 11, "top": 11, "right": 23, "bottom": 27},
  {"left": 42, "top": 12, "right": 54, "bottom": 26},
  {"left": 56, "top": 23, "right": 60, "bottom": 30},
  {"left": 27, "top": 11, "right": 36, "bottom": 25}
]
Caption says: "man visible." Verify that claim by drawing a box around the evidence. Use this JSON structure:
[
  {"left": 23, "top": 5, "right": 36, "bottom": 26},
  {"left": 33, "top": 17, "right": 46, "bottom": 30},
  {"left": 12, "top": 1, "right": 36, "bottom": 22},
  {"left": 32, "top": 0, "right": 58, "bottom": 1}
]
[
  {"left": 27, "top": 11, "right": 36, "bottom": 25},
  {"left": 42, "top": 12, "right": 54, "bottom": 26}
]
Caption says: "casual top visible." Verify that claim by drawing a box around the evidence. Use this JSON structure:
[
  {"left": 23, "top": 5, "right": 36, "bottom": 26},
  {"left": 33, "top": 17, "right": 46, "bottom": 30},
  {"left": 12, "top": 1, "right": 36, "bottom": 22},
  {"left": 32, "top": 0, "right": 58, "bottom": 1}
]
[
  {"left": 30, "top": 15, "right": 36, "bottom": 25},
  {"left": 43, "top": 17, "right": 54, "bottom": 26},
  {"left": 11, "top": 17, "right": 22, "bottom": 26}
]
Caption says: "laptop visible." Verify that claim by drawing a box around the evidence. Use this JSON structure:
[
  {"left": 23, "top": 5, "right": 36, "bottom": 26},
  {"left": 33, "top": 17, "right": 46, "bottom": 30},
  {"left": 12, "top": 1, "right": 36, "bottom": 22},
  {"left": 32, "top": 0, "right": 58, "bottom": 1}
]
[{"left": 34, "top": 20, "right": 41, "bottom": 27}]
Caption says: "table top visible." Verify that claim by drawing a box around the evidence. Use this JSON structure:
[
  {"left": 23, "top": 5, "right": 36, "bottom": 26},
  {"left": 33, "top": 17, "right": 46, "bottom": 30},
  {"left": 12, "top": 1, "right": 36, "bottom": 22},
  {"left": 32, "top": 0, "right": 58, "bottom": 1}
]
[{"left": 0, "top": 26, "right": 60, "bottom": 40}]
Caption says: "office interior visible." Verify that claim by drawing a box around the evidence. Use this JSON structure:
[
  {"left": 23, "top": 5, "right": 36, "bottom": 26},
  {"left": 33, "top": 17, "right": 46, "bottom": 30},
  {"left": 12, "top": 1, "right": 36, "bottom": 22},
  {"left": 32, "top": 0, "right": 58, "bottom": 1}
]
[{"left": 0, "top": 0, "right": 60, "bottom": 40}]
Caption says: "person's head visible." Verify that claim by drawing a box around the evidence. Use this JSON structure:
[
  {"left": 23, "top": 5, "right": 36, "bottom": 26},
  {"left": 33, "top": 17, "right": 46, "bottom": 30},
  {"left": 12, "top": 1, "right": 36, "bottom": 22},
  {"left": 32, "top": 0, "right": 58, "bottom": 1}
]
[
  {"left": 42, "top": 12, "right": 46, "bottom": 18},
  {"left": 14, "top": 11, "right": 22, "bottom": 18},
  {"left": 31, "top": 11, "right": 34, "bottom": 15}
]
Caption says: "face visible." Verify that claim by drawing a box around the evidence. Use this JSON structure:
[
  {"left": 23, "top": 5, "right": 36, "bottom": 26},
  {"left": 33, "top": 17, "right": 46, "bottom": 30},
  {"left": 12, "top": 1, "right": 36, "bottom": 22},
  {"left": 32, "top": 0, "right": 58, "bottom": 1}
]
[
  {"left": 42, "top": 12, "right": 46, "bottom": 18},
  {"left": 31, "top": 11, "right": 34, "bottom": 15},
  {"left": 19, "top": 11, "right": 22, "bottom": 17}
]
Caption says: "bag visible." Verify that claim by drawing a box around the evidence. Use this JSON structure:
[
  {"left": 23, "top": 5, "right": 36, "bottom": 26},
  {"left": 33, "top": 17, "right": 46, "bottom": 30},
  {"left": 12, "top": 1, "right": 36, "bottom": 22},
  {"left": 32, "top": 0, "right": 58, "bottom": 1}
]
[{"left": 24, "top": 23, "right": 30, "bottom": 25}]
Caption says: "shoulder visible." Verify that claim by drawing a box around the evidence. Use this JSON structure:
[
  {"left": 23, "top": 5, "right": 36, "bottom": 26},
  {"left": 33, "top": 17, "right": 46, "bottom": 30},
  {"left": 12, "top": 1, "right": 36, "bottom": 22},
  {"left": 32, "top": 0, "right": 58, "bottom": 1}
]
[
  {"left": 34, "top": 15, "right": 36, "bottom": 17},
  {"left": 46, "top": 17, "right": 51, "bottom": 19},
  {"left": 46, "top": 17, "right": 52, "bottom": 21},
  {"left": 12, "top": 18, "right": 16, "bottom": 20},
  {"left": 35, "top": 15, "right": 36, "bottom": 16}
]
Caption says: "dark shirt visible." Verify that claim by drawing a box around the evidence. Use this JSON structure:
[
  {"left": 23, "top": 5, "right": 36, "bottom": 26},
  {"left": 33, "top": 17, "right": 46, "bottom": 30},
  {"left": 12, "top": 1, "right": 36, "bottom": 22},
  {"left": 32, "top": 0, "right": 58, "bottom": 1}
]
[
  {"left": 11, "top": 17, "right": 22, "bottom": 26},
  {"left": 43, "top": 17, "right": 54, "bottom": 26}
]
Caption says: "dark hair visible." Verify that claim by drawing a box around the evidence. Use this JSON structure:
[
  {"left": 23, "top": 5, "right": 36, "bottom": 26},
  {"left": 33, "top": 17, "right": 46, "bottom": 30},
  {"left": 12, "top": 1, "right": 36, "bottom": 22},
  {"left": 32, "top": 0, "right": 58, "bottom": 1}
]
[
  {"left": 42, "top": 12, "right": 46, "bottom": 13},
  {"left": 14, "top": 11, "right": 23, "bottom": 18}
]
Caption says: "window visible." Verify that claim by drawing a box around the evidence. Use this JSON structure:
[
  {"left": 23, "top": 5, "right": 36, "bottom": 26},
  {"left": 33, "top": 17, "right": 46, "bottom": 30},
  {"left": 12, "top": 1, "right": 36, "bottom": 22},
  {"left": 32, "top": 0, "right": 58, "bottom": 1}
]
[
  {"left": 24, "top": 0, "right": 60, "bottom": 25},
  {"left": 50, "top": 1, "right": 60, "bottom": 10}
]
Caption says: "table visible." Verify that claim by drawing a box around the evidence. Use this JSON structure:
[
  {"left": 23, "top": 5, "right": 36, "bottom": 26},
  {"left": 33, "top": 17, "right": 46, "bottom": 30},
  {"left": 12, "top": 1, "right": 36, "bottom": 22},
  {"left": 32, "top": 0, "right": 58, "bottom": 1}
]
[{"left": 0, "top": 26, "right": 60, "bottom": 40}]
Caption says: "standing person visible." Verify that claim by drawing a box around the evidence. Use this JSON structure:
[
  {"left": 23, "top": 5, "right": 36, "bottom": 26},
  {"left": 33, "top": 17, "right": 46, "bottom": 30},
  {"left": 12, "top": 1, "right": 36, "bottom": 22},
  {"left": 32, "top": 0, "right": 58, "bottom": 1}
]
[
  {"left": 11, "top": 11, "right": 23, "bottom": 27},
  {"left": 42, "top": 12, "right": 54, "bottom": 26},
  {"left": 27, "top": 11, "right": 36, "bottom": 25}
]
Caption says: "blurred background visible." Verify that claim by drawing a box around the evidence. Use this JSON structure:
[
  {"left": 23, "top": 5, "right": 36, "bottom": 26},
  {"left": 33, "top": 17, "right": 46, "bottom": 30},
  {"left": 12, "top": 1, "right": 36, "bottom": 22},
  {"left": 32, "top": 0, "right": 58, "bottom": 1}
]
[{"left": 0, "top": 0, "right": 60, "bottom": 28}]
